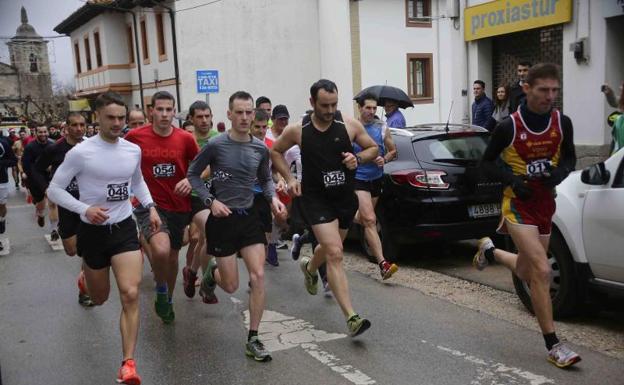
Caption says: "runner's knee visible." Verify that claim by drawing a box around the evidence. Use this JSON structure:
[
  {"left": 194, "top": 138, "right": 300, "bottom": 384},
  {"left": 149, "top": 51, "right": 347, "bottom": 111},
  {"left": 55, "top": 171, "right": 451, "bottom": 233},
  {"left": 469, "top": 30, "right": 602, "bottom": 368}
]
[
  {"left": 119, "top": 285, "right": 139, "bottom": 305},
  {"left": 248, "top": 269, "right": 264, "bottom": 288},
  {"left": 220, "top": 280, "right": 238, "bottom": 294},
  {"left": 324, "top": 244, "right": 344, "bottom": 264},
  {"left": 360, "top": 212, "right": 376, "bottom": 228}
]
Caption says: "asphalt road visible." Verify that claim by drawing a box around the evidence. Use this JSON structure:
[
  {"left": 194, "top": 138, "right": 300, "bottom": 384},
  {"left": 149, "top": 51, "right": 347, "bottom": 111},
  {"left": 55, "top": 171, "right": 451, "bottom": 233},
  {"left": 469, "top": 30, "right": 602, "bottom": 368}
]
[{"left": 1, "top": 187, "right": 623, "bottom": 385}]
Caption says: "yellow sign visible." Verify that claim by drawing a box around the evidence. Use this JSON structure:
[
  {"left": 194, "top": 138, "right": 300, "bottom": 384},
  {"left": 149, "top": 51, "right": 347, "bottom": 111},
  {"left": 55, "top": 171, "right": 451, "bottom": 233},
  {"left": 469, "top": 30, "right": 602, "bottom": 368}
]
[
  {"left": 69, "top": 98, "right": 91, "bottom": 112},
  {"left": 464, "top": 0, "right": 572, "bottom": 41}
]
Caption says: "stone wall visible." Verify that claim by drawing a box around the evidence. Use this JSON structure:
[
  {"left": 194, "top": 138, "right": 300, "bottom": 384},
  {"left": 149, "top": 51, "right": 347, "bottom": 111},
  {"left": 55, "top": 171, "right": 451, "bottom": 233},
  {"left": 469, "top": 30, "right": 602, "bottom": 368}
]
[{"left": 575, "top": 144, "right": 611, "bottom": 170}]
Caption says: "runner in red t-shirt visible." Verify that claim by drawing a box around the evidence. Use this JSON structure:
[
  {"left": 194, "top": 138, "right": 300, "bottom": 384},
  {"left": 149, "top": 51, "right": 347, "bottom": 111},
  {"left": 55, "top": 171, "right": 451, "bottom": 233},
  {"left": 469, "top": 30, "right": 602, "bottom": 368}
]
[{"left": 125, "top": 91, "right": 199, "bottom": 324}]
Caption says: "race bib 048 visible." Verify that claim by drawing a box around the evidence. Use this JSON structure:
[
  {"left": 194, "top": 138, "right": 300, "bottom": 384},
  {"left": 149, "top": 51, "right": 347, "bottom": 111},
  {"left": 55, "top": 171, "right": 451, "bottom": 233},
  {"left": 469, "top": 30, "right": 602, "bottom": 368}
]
[
  {"left": 107, "top": 182, "right": 129, "bottom": 202},
  {"left": 153, "top": 163, "right": 176, "bottom": 178},
  {"left": 526, "top": 159, "right": 552, "bottom": 178},
  {"left": 323, "top": 170, "right": 346, "bottom": 188}
]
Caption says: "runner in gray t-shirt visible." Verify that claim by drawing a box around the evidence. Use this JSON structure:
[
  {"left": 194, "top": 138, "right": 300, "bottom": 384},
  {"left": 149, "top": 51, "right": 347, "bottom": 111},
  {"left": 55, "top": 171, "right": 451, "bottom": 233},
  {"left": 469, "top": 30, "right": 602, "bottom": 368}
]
[{"left": 187, "top": 91, "right": 285, "bottom": 362}]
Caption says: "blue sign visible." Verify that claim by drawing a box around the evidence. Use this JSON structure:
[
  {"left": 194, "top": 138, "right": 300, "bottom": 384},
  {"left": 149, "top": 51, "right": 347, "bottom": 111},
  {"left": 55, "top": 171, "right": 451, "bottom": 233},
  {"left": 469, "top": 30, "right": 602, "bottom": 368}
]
[{"left": 196, "top": 70, "right": 219, "bottom": 93}]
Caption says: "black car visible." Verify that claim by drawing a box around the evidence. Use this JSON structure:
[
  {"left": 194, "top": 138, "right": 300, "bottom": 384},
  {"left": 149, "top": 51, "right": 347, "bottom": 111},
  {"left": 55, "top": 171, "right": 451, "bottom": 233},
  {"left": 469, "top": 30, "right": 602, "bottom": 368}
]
[{"left": 357, "top": 123, "right": 503, "bottom": 260}]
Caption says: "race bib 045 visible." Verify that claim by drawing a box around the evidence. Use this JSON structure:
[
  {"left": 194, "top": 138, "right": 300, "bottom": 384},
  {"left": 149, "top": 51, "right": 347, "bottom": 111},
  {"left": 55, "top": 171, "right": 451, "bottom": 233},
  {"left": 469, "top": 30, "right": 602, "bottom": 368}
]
[
  {"left": 107, "top": 182, "right": 129, "bottom": 202},
  {"left": 323, "top": 170, "right": 346, "bottom": 188},
  {"left": 153, "top": 163, "right": 176, "bottom": 178}
]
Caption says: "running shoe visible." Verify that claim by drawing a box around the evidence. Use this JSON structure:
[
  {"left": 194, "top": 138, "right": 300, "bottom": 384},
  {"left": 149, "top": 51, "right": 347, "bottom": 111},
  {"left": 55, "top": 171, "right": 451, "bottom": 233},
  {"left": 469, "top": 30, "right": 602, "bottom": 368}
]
[
  {"left": 299, "top": 256, "right": 318, "bottom": 295},
  {"left": 36, "top": 215, "right": 45, "bottom": 228},
  {"left": 50, "top": 229, "right": 60, "bottom": 242},
  {"left": 154, "top": 292, "right": 170, "bottom": 322},
  {"left": 0, "top": 219, "right": 5, "bottom": 234},
  {"left": 323, "top": 279, "right": 332, "bottom": 298},
  {"left": 245, "top": 336, "right": 272, "bottom": 362},
  {"left": 276, "top": 240, "right": 288, "bottom": 250},
  {"left": 473, "top": 237, "right": 494, "bottom": 271},
  {"left": 162, "top": 303, "right": 175, "bottom": 324},
  {"left": 266, "top": 243, "right": 279, "bottom": 266},
  {"left": 199, "top": 259, "right": 218, "bottom": 304},
  {"left": 290, "top": 233, "right": 302, "bottom": 261},
  {"left": 182, "top": 266, "right": 197, "bottom": 298},
  {"left": 347, "top": 314, "right": 371, "bottom": 337},
  {"left": 547, "top": 342, "right": 581, "bottom": 368},
  {"left": 116, "top": 358, "right": 141, "bottom": 385},
  {"left": 77, "top": 271, "right": 94, "bottom": 307},
  {"left": 380, "top": 260, "right": 398, "bottom": 280}
]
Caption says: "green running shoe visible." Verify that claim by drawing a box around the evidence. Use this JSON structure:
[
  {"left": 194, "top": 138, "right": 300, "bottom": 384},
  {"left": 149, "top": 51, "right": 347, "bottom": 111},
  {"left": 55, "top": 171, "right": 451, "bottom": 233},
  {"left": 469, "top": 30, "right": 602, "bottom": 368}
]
[
  {"left": 347, "top": 314, "right": 371, "bottom": 337},
  {"left": 154, "top": 292, "right": 170, "bottom": 322},
  {"left": 162, "top": 302, "right": 175, "bottom": 324},
  {"left": 299, "top": 256, "right": 318, "bottom": 295},
  {"left": 245, "top": 336, "right": 272, "bottom": 362},
  {"left": 200, "top": 258, "right": 218, "bottom": 301}
]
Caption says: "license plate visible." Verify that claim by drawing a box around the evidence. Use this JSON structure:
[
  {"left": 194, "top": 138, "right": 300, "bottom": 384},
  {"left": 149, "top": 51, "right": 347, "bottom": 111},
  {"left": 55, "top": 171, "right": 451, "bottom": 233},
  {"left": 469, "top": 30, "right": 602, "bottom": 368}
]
[{"left": 468, "top": 203, "right": 501, "bottom": 218}]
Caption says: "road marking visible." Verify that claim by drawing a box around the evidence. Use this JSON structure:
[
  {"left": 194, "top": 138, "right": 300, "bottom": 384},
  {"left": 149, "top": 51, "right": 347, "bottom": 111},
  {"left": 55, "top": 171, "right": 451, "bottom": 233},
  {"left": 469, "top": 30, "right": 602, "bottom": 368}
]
[
  {"left": 0, "top": 237, "right": 10, "bottom": 255},
  {"left": 426, "top": 341, "right": 555, "bottom": 385},
  {"left": 232, "top": 297, "right": 376, "bottom": 385}
]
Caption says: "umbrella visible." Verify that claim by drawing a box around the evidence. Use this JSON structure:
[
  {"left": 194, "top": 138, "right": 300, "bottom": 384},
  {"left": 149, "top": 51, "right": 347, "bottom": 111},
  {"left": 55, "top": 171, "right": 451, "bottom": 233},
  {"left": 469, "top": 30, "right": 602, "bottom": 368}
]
[{"left": 354, "top": 85, "right": 414, "bottom": 109}]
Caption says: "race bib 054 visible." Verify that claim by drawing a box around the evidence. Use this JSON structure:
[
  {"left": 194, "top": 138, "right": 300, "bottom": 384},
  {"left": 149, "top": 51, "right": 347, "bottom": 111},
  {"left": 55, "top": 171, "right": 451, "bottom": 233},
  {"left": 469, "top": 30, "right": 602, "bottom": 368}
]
[{"left": 153, "top": 163, "right": 176, "bottom": 178}]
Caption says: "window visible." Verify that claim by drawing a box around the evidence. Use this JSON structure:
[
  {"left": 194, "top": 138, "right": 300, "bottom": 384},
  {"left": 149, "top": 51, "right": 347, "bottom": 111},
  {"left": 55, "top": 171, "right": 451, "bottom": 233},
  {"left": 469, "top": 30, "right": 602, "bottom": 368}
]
[
  {"left": 155, "top": 13, "right": 167, "bottom": 61},
  {"left": 84, "top": 36, "right": 92, "bottom": 71},
  {"left": 405, "top": 0, "right": 431, "bottom": 27},
  {"left": 94, "top": 31, "right": 103, "bottom": 67},
  {"left": 29, "top": 53, "right": 38, "bottom": 72},
  {"left": 140, "top": 17, "right": 150, "bottom": 63},
  {"left": 127, "top": 25, "right": 135, "bottom": 65},
  {"left": 74, "top": 42, "right": 81, "bottom": 73},
  {"left": 406, "top": 53, "right": 433, "bottom": 103}
]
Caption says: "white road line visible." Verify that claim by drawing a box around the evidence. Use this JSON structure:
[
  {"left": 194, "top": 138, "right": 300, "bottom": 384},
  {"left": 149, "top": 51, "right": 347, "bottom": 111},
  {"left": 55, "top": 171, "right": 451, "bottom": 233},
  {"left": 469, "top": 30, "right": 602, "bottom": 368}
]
[
  {"left": 232, "top": 297, "right": 376, "bottom": 385},
  {"left": 431, "top": 343, "right": 555, "bottom": 385}
]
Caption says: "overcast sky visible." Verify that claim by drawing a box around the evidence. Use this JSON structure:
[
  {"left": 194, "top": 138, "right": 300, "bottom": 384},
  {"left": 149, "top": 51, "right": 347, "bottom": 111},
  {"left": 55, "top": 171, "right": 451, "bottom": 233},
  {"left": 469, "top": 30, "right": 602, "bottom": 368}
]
[{"left": 0, "top": 0, "right": 84, "bottom": 85}]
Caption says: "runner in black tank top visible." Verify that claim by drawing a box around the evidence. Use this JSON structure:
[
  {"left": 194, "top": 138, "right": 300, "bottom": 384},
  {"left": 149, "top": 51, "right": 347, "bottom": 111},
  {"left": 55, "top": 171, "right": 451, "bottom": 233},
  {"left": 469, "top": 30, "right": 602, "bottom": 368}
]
[{"left": 270, "top": 79, "right": 380, "bottom": 338}]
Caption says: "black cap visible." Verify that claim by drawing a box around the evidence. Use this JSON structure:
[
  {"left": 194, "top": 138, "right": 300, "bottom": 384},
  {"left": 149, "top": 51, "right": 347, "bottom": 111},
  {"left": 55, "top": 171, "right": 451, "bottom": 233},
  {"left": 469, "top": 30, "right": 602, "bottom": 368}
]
[{"left": 272, "top": 104, "right": 290, "bottom": 119}]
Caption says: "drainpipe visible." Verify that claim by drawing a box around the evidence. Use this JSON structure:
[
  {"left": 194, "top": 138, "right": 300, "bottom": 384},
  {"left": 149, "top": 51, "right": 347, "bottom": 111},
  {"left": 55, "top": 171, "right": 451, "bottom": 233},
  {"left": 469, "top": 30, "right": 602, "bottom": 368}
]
[{"left": 158, "top": 4, "right": 182, "bottom": 109}]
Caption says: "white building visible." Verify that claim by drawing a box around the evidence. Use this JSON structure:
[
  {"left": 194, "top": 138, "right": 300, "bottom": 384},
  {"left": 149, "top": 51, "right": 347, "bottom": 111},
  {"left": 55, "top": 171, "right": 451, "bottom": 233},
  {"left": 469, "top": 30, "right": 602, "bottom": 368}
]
[{"left": 55, "top": 0, "right": 622, "bottom": 166}]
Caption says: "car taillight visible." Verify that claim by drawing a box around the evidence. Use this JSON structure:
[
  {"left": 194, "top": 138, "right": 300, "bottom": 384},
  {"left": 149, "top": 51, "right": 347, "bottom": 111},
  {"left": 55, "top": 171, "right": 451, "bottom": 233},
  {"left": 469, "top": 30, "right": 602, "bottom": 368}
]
[{"left": 390, "top": 169, "right": 449, "bottom": 189}]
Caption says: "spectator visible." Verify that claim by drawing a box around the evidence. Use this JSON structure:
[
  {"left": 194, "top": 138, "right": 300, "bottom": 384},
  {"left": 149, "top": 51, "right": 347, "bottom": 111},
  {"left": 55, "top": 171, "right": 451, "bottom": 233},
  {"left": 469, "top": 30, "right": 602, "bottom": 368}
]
[
  {"left": 509, "top": 61, "right": 531, "bottom": 112},
  {"left": 485, "top": 85, "right": 510, "bottom": 131},
  {"left": 602, "top": 82, "right": 623, "bottom": 110},
  {"left": 471, "top": 80, "right": 493, "bottom": 128},
  {"left": 216, "top": 121, "right": 226, "bottom": 133},
  {"left": 384, "top": 100, "right": 406, "bottom": 128},
  {"left": 611, "top": 86, "right": 624, "bottom": 155},
  {"left": 182, "top": 120, "right": 195, "bottom": 133}
]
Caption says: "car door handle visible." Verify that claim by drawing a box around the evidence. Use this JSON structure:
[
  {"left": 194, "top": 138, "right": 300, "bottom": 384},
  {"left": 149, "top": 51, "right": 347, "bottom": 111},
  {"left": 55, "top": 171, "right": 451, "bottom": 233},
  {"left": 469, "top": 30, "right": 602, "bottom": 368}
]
[{"left": 578, "top": 193, "right": 585, "bottom": 198}]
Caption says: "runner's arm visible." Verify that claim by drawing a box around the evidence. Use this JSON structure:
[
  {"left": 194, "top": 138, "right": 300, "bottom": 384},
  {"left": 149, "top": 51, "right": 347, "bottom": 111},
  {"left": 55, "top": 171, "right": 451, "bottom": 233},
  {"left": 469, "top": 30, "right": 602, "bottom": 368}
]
[
  {"left": 480, "top": 119, "right": 515, "bottom": 185},
  {"left": 47, "top": 150, "right": 90, "bottom": 215},
  {"left": 258, "top": 147, "right": 276, "bottom": 202},
  {"left": 130, "top": 161, "right": 154, "bottom": 208},
  {"left": 383, "top": 126, "right": 397, "bottom": 162},
  {"left": 350, "top": 118, "right": 379, "bottom": 163},
  {"left": 271, "top": 124, "right": 299, "bottom": 184},
  {"left": 543, "top": 116, "right": 576, "bottom": 187},
  {"left": 187, "top": 141, "right": 214, "bottom": 205},
  {"left": 0, "top": 141, "right": 18, "bottom": 168}
]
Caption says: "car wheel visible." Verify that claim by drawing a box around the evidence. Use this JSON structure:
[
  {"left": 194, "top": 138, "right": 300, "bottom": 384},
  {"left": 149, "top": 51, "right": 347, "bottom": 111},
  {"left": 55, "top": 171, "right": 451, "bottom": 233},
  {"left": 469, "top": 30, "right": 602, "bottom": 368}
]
[{"left": 511, "top": 231, "right": 580, "bottom": 319}]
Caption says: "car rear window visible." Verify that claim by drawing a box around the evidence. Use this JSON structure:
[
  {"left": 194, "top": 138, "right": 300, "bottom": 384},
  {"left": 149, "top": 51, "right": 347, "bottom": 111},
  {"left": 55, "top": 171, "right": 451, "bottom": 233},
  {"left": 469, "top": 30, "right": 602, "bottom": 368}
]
[{"left": 413, "top": 134, "right": 489, "bottom": 163}]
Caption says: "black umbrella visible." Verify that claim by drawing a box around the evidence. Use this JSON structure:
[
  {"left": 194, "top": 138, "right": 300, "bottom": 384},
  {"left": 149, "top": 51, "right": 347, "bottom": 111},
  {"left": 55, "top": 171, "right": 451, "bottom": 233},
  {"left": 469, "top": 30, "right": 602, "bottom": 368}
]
[{"left": 354, "top": 85, "right": 414, "bottom": 109}]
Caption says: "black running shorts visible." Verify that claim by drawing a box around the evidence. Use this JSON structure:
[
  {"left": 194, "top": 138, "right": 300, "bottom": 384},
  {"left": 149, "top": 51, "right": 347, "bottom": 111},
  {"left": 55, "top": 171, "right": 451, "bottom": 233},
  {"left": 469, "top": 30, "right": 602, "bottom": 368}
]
[
  {"left": 190, "top": 195, "right": 209, "bottom": 218},
  {"left": 354, "top": 177, "right": 383, "bottom": 198},
  {"left": 299, "top": 191, "right": 358, "bottom": 230},
  {"left": 252, "top": 193, "right": 272, "bottom": 233},
  {"left": 134, "top": 205, "right": 190, "bottom": 250},
  {"left": 78, "top": 216, "right": 140, "bottom": 270},
  {"left": 58, "top": 206, "right": 81, "bottom": 239},
  {"left": 205, "top": 207, "right": 267, "bottom": 257}
]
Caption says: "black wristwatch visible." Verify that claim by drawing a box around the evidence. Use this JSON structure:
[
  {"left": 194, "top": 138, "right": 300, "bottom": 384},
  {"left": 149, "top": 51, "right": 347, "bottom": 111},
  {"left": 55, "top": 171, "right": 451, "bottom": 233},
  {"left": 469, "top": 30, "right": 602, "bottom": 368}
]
[
  {"left": 145, "top": 202, "right": 156, "bottom": 209},
  {"left": 355, "top": 154, "right": 363, "bottom": 165},
  {"left": 204, "top": 197, "right": 213, "bottom": 207}
]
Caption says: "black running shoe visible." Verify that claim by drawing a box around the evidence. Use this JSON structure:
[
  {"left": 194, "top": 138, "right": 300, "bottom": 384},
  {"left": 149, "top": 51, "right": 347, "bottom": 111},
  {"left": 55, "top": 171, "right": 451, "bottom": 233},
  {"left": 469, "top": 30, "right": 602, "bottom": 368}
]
[
  {"left": 0, "top": 219, "right": 5, "bottom": 234},
  {"left": 37, "top": 215, "right": 45, "bottom": 228}
]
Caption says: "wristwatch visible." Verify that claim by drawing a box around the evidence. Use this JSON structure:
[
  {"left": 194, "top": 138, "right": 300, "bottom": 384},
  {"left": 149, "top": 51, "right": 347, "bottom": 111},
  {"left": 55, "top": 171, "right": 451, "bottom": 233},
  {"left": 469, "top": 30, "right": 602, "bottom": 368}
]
[
  {"left": 145, "top": 202, "right": 156, "bottom": 209},
  {"left": 204, "top": 197, "right": 213, "bottom": 207},
  {"left": 355, "top": 154, "right": 363, "bottom": 165}
]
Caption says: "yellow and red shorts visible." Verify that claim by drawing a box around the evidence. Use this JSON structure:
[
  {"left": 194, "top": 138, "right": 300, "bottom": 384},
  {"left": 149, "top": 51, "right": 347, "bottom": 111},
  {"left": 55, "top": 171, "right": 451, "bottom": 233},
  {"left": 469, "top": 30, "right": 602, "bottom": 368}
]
[{"left": 497, "top": 189, "right": 556, "bottom": 236}]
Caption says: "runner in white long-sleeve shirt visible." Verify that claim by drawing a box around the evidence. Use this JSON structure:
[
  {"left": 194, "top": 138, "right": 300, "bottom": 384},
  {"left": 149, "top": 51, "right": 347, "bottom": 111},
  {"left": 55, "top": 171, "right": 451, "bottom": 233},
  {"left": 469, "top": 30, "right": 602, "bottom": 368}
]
[{"left": 47, "top": 92, "right": 161, "bottom": 385}]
